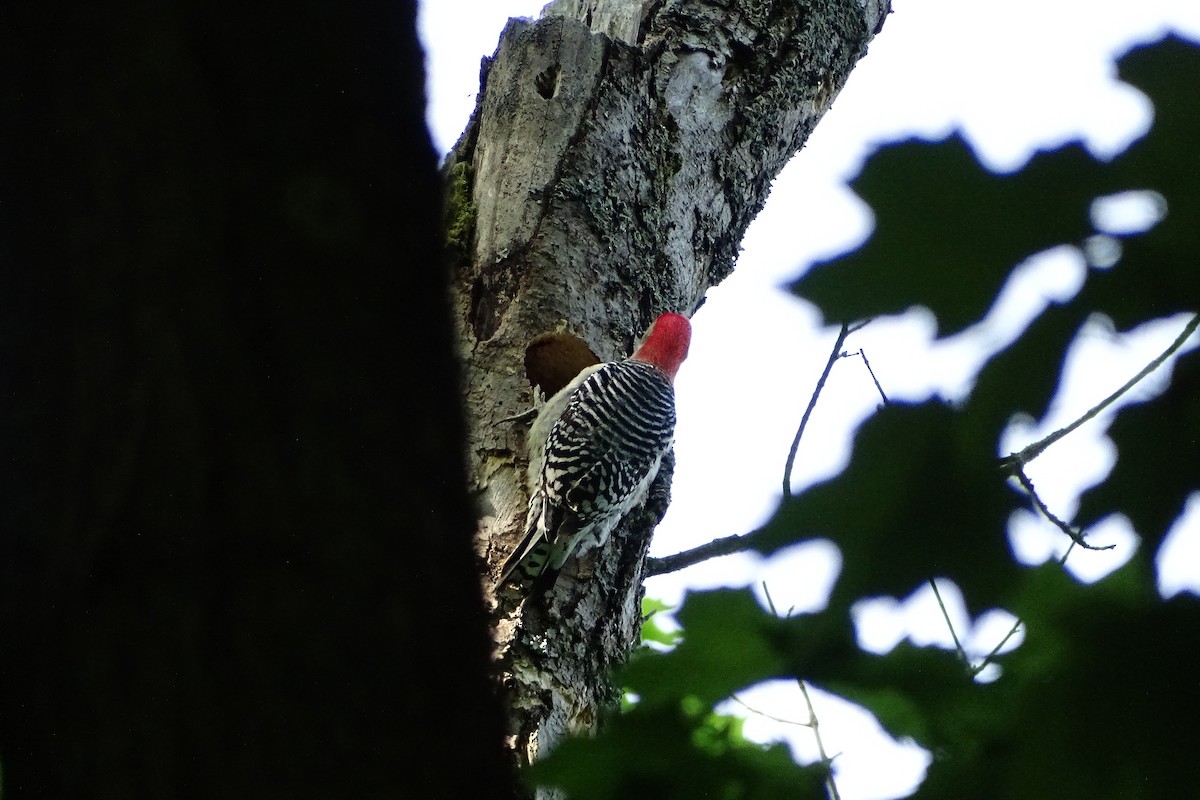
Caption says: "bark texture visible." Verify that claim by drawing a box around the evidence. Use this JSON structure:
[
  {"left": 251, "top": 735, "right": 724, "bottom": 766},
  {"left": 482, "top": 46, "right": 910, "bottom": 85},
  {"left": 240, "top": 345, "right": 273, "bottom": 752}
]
[
  {"left": 447, "top": 0, "right": 889, "bottom": 779},
  {"left": 0, "top": 2, "right": 510, "bottom": 797}
]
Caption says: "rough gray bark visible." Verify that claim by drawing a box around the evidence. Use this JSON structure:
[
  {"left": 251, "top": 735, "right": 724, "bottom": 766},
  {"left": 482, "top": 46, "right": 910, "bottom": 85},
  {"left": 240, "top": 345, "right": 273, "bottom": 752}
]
[{"left": 445, "top": 0, "right": 888, "bottom": 781}]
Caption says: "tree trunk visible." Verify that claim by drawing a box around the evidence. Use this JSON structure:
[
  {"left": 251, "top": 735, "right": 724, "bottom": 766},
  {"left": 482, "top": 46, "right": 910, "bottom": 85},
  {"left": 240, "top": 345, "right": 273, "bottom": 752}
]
[
  {"left": 448, "top": 0, "right": 888, "bottom": 778},
  {"left": 0, "top": 2, "right": 510, "bottom": 797}
]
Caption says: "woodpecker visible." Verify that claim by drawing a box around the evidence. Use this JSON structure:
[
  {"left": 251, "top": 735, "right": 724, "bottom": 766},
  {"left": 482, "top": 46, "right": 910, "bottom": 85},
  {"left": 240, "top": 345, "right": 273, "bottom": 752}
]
[{"left": 500, "top": 313, "right": 692, "bottom": 591}]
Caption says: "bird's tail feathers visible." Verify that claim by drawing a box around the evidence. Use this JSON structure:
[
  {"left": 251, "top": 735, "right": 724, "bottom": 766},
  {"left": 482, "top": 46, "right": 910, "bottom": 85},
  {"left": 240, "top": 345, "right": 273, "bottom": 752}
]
[{"left": 498, "top": 493, "right": 551, "bottom": 585}]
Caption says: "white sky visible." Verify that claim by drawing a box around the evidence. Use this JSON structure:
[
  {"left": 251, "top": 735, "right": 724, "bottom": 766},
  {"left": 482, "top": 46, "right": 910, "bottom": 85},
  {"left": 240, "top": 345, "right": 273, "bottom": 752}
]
[{"left": 419, "top": 3, "right": 1200, "bottom": 797}]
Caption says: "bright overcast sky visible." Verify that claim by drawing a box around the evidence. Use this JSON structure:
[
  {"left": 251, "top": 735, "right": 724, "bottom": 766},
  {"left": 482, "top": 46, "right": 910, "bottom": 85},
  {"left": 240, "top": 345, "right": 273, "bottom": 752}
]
[{"left": 419, "top": 3, "right": 1200, "bottom": 797}]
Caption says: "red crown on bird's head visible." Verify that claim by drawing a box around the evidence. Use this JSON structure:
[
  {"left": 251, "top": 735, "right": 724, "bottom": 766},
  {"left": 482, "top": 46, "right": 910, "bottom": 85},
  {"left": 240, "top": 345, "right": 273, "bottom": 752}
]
[{"left": 631, "top": 313, "right": 691, "bottom": 380}]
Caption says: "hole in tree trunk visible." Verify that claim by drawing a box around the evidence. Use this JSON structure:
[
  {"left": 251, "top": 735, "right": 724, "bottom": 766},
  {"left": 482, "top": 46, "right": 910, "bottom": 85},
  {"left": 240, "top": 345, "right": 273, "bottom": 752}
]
[
  {"left": 533, "top": 64, "right": 560, "bottom": 99},
  {"left": 525, "top": 331, "right": 599, "bottom": 396}
]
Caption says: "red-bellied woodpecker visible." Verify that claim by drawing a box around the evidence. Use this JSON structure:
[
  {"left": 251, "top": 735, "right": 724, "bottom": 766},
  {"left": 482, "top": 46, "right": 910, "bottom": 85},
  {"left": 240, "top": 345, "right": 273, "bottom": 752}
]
[{"left": 500, "top": 313, "right": 692, "bottom": 591}]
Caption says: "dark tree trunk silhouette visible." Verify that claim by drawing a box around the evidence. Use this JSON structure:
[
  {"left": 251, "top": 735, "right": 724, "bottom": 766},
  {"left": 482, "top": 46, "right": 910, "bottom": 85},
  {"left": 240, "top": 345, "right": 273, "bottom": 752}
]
[{"left": 0, "top": 2, "right": 509, "bottom": 797}]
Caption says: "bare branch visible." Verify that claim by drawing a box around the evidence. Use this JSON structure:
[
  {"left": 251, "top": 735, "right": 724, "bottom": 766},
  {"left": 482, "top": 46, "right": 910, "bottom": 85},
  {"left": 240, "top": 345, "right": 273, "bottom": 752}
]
[
  {"left": 729, "top": 695, "right": 813, "bottom": 728},
  {"left": 929, "top": 579, "right": 970, "bottom": 668},
  {"left": 1001, "top": 312, "right": 1200, "bottom": 474},
  {"left": 784, "top": 323, "right": 851, "bottom": 499},
  {"left": 1015, "top": 468, "right": 1113, "bottom": 551},
  {"left": 843, "top": 348, "right": 889, "bottom": 406},
  {"left": 645, "top": 530, "right": 762, "bottom": 576},
  {"left": 972, "top": 618, "right": 1024, "bottom": 677},
  {"left": 761, "top": 582, "right": 841, "bottom": 800},
  {"left": 972, "top": 544, "right": 1074, "bottom": 676},
  {"left": 798, "top": 679, "right": 842, "bottom": 800},
  {"left": 652, "top": 323, "right": 883, "bottom": 577}
]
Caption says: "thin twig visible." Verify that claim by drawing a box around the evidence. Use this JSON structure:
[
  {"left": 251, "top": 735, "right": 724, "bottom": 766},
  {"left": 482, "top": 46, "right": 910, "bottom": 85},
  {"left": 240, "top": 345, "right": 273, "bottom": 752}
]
[
  {"left": 971, "top": 618, "right": 1023, "bottom": 677},
  {"left": 972, "top": 543, "right": 1076, "bottom": 675},
  {"left": 729, "top": 695, "right": 813, "bottom": 728},
  {"left": 761, "top": 581, "right": 780, "bottom": 616},
  {"left": 784, "top": 323, "right": 851, "bottom": 499},
  {"left": 843, "top": 348, "right": 889, "bottom": 405},
  {"left": 761, "top": 583, "right": 841, "bottom": 800},
  {"left": 1001, "top": 311, "right": 1200, "bottom": 474},
  {"left": 1015, "top": 468, "right": 1113, "bottom": 551},
  {"left": 798, "top": 680, "right": 841, "bottom": 800},
  {"left": 645, "top": 530, "right": 760, "bottom": 576},
  {"left": 651, "top": 324, "right": 875, "bottom": 576},
  {"left": 929, "top": 579, "right": 969, "bottom": 667},
  {"left": 973, "top": 316, "right": 1200, "bottom": 675}
]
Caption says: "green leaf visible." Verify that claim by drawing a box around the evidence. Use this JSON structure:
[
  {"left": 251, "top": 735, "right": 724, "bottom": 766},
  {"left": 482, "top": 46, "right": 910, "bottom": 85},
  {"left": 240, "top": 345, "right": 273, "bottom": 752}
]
[
  {"left": 622, "top": 590, "right": 785, "bottom": 705},
  {"left": 757, "top": 402, "right": 1021, "bottom": 614},
  {"left": 966, "top": 299, "right": 1089, "bottom": 440},
  {"left": 829, "top": 644, "right": 977, "bottom": 744},
  {"left": 1077, "top": 345, "right": 1200, "bottom": 556},
  {"left": 531, "top": 704, "right": 826, "bottom": 800},
  {"left": 641, "top": 596, "right": 682, "bottom": 648},
  {"left": 1070, "top": 38, "right": 1200, "bottom": 553},
  {"left": 1089, "top": 36, "right": 1200, "bottom": 327},
  {"left": 912, "top": 559, "right": 1200, "bottom": 799},
  {"left": 791, "top": 137, "right": 1113, "bottom": 335}
]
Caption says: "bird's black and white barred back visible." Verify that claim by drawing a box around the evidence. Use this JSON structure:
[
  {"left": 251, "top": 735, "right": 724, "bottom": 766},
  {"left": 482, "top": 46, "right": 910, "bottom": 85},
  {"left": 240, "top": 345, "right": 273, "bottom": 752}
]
[
  {"left": 545, "top": 360, "right": 675, "bottom": 545},
  {"left": 500, "top": 313, "right": 691, "bottom": 591}
]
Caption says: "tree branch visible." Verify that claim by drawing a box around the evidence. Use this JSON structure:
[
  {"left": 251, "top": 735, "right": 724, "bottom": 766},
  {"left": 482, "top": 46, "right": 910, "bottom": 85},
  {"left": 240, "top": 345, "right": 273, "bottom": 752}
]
[
  {"left": 972, "top": 542, "right": 1075, "bottom": 676},
  {"left": 645, "top": 529, "right": 763, "bottom": 576},
  {"left": 729, "top": 695, "right": 813, "bottom": 728},
  {"left": 1014, "top": 468, "right": 1113, "bottom": 551},
  {"left": 761, "top": 583, "right": 841, "bottom": 800},
  {"left": 843, "top": 348, "right": 889, "bottom": 406},
  {"left": 972, "top": 617, "right": 1024, "bottom": 678},
  {"left": 784, "top": 323, "right": 850, "bottom": 499},
  {"left": 929, "top": 578, "right": 970, "bottom": 668},
  {"left": 651, "top": 322, "right": 873, "bottom": 578},
  {"left": 798, "top": 679, "right": 842, "bottom": 800},
  {"left": 1000, "top": 312, "right": 1200, "bottom": 474}
]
